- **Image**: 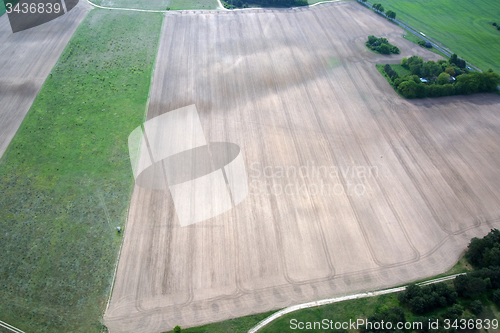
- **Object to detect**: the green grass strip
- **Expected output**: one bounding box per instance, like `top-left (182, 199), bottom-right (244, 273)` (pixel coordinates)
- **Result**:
top-left (0, 9), bottom-right (163, 332)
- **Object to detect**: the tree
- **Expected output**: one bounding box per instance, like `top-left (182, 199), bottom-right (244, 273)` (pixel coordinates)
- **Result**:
top-left (174, 326), bottom-right (181, 333)
top-left (398, 79), bottom-right (419, 98)
top-left (437, 72), bottom-right (450, 85)
top-left (445, 304), bottom-right (463, 322)
top-left (454, 274), bottom-right (487, 298)
top-left (445, 67), bottom-right (455, 76)
top-left (401, 57), bottom-right (408, 68)
top-left (492, 289), bottom-right (500, 306)
top-left (367, 35), bottom-right (378, 45)
top-left (373, 3), bottom-right (384, 13)
top-left (386, 10), bottom-right (396, 19)
top-left (379, 43), bottom-right (390, 54)
top-left (469, 300), bottom-right (483, 315)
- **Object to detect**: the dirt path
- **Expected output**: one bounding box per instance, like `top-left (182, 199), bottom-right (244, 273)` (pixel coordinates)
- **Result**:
top-left (0, 1), bottom-right (92, 159)
top-left (248, 273), bottom-right (465, 332)
top-left (104, 2), bottom-right (500, 332)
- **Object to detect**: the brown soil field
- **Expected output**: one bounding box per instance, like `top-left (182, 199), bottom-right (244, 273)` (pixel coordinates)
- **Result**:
top-left (0, 1), bottom-right (91, 158)
top-left (104, 2), bottom-right (500, 332)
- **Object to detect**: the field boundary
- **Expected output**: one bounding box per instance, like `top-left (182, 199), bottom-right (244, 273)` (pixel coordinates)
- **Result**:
top-left (84, 0), bottom-right (343, 13)
top-left (0, 320), bottom-right (26, 333)
top-left (248, 273), bottom-right (465, 333)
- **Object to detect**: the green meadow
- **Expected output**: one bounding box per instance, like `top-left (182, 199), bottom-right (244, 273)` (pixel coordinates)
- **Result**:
top-left (0, 9), bottom-right (162, 332)
top-left (371, 0), bottom-right (500, 74)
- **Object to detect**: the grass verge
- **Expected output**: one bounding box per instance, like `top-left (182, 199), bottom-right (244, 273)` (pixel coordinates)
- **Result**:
top-left (369, 0), bottom-right (500, 74)
top-left (0, 8), bottom-right (163, 333)
top-left (401, 29), bottom-right (448, 58)
top-left (163, 310), bottom-right (276, 333)
top-left (90, 0), bottom-right (220, 10)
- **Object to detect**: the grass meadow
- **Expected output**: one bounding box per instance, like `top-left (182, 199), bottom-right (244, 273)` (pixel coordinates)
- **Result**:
top-left (371, 0), bottom-right (500, 74)
top-left (0, 9), bottom-right (162, 332)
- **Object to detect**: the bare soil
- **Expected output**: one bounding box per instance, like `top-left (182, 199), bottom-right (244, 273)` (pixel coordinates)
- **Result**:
top-left (104, 3), bottom-right (500, 332)
top-left (0, 1), bottom-right (91, 158)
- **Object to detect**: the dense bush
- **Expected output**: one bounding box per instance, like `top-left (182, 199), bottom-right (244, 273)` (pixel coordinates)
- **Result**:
top-left (386, 10), bottom-right (396, 19)
top-left (465, 229), bottom-right (500, 268)
top-left (493, 289), bottom-right (500, 306)
top-left (392, 56), bottom-right (500, 98)
top-left (383, 64), bottom-right (399, 80)
top-left (366, 35), bottom-right (400, 54)
top-left (372, 3), bottom-right (384, 13)
top-left (417, 40), bottom-right (432, 48)
top-left (398, 283), bottom-right (457, 314)
top-left (226, 0), bottom-right (306, 9)
top-left (449, 53), bottom-right (466, 69)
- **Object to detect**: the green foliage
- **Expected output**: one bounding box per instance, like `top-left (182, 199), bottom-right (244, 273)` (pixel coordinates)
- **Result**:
top-left (468, 300), bottom-right (483, 315)
top-left (386, 10), bottom-right (396, 19)
top-left (454, 275), bottom-right (487, 298)
top-left (382, 55), bottom-right (500, 98)
top-left (398, 283), bottom-right (457, 314)
top-left (174, 325), bottom-right (181, 333)
top-left (366, 0), bottom-right (500, 74)
top-left (0, 9), bottom-right (163, 332)
top-left (445, 67), bottom-right (455, 76)
top-left (366, 35), bottom-right (399, 54)
top-left (360, 306), bottom-right (406, 332)
top-left (449, 53), bottom-right (466, 69)
top-left (294, 0), bottom-right (308, 6)
top-left (401, 57), bottom-right (408, 68)
top-left (417, 40), bottom-right (432, 48)
top-left (379, 43), bottom-right (390, 54)
top-left (373, 3), bottom-right (384, 13)
top-left (492, 289), bottom-right (500, 307)
top-left (437, 72), bottom-right (450, 85)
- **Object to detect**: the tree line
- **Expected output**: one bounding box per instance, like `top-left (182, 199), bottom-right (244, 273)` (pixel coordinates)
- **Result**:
top-left (223, 0), bottom-right (307, 9)
top-left (382, 55), bottom-right (500, 98)
top-left (360, 0), bottom-right (396, 19)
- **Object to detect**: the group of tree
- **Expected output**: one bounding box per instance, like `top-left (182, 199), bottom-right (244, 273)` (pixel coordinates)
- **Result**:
top-left (449, 53), bottom-right (467, 69)
top-left (223, 0), bottom-right (307, 9)
top-left (382, 55), bottom-right (500, 98)
top-left (366, 35), bottom-right (400, 54)
top-left (465, 228), bottom-right (500, 268)
top-left (372, 3), bottom-right (384, 13)
top-left (417, 40), bottom-right (432, 48)
top-left (385, 10), bottom-right (396, 19)
top-left (492, 22), bottom-right (500, 31)
top-left (359, 0), bottom-right (396, 20)
top-left (383, 64), bottom-right (399, 81)
top-left (398, 282), bottom-right (458, 315)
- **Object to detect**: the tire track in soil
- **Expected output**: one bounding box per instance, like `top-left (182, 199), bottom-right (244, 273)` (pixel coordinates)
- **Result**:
top-left (303, 5), bottom-right (420, 266)
top-left (254, 10), bottom-right (336, 283)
